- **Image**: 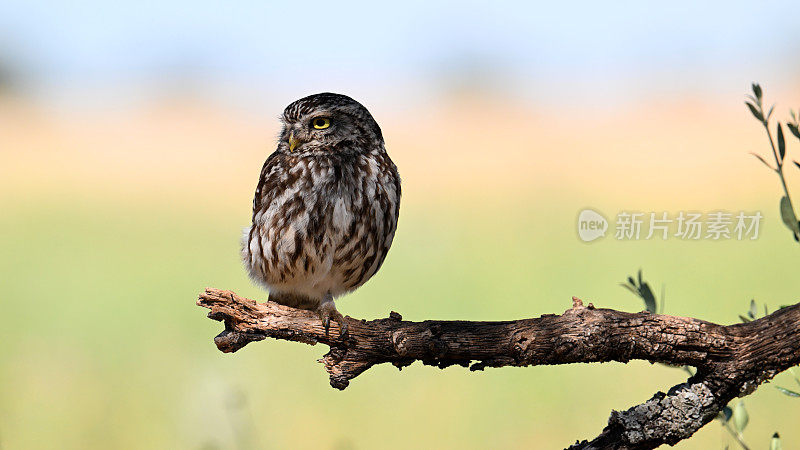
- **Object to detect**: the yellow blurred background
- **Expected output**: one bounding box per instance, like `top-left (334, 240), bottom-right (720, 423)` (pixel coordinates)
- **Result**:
top-left (1, 1), bottom-right (800, 449)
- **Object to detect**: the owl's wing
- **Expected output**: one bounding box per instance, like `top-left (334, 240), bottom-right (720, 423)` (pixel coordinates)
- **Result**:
top-left (251, 151), bottom-right (285, 218)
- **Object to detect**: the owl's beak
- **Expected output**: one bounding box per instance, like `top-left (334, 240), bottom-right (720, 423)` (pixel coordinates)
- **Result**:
top-left (288, 132), bottom-right (300, 152)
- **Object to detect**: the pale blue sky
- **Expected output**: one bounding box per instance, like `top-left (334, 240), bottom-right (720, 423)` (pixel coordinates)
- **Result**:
top-left (1, 1), bottom-right (798, 110)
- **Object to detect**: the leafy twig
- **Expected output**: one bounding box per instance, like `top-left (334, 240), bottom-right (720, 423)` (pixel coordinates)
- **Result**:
top-left (620, 269), bottom-right (659, 314)
top-left (746, 83), bottom-right (800, 242)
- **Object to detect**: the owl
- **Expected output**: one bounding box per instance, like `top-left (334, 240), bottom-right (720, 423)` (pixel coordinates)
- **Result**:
top-left (242, 93), bottom-right (401, 337)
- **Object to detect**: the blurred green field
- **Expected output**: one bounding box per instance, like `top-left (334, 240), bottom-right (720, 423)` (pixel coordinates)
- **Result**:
top-left (1, 188), bottom-right (798, 449)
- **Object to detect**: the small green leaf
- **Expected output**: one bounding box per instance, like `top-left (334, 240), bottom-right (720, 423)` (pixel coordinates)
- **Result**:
top-left (627, 276), bottom-right (636, 287)
top-left (718, 405), bottom-right (733, 423)
top-left (639, 282), bottom-right (657, 314)
top-left (770, 432), bottom-right (782, 450)
top-left (637, 269), bottom-right (643, 287)
top-left (775, 385), bottom-right (800, 397)
top-left (752, 83), bottom-right (762, 100)
top-left (746, 102), bottom-right (764, 122)
top-left (779, 196), bottom-right (799, 234)
top-left (777, 123), bottom-right (786, 161)
top-left (738, 315), bottom-right (752, 323)
top-left (768, 105), bottom-right (775, 121)
top-left (788, 123), bottom-right (800, 140)
top-left (748, 299), bottom-right (757, 319)
top-left (732, 401), bottom-right (748, 432)
top-left (751, 152), bottom-right (774, 170)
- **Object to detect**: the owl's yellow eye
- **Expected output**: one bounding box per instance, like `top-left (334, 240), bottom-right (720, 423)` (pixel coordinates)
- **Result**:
top-left (312, 118), bottom-right (330, 129)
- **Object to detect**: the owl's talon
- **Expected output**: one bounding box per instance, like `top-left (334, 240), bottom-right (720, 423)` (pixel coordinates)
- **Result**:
top-left (323, 317), bottom-right (331, 335)
top-left (318, 298), bottom-right (348, 341)
top-left (338, 319), bottom-right (350, 340)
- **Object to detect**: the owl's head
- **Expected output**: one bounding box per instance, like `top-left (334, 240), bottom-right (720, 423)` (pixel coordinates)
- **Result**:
top-left (278, 93), bottom-right (383, 156)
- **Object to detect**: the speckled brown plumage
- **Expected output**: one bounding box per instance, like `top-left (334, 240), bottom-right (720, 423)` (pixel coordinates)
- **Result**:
top-left (242, 93), bottom-right (401, 335)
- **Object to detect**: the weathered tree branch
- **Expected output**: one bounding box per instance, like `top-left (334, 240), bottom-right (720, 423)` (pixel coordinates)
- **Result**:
top-left (197, 287), bottom-right (800, 449)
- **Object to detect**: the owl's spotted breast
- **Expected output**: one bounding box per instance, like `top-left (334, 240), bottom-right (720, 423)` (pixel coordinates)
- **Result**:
top-left (242, 149), bottom-right (400, 309)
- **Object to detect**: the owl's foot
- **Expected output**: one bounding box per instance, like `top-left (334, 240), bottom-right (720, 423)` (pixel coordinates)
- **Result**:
top-left (317, 297), bottom-right (348, 340)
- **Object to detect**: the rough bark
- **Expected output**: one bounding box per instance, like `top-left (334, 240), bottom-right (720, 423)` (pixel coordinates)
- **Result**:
top-left (197, 287), bottom-right (800, 449)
